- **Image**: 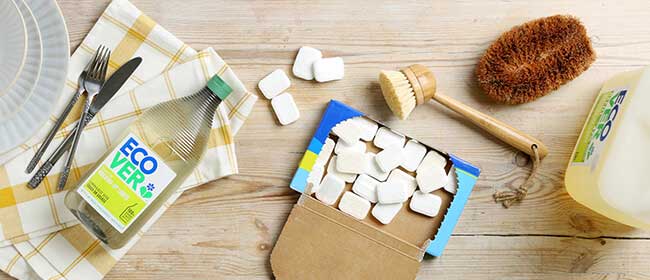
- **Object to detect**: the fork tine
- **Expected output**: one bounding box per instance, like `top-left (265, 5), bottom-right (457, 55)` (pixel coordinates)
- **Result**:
top-left (84, 48), bottom-right (99, 73)
top-left (96, 46), bottom-right (107, 77)
top-left (87, 46), bottom-right (103, 80)
top-left (100, 50), bottom-right (111, 83)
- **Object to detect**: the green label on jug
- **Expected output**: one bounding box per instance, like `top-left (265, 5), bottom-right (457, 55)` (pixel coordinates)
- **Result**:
top-left (77, 133), bottom-right (176, 233)
top-left (573, 89), bottom-right (627, 164)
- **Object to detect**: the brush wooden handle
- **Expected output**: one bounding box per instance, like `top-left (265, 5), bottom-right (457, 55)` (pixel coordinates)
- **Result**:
top-left (432, 93), bottom-right (548, 159)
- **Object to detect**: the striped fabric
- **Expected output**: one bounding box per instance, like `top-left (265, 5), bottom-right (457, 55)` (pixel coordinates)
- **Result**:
top-left (0, 0), bottom-right (257, 279)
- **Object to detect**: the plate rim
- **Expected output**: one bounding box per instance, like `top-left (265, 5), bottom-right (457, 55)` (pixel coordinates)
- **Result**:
top-left (0, 0), bottom-right (44, 121)
top-left (0, 0), bottom-right (70, 153)
top-left (0, 0), bottom-right (28, 97)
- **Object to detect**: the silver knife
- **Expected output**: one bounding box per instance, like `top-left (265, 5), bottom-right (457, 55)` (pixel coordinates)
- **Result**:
top-left (27, 57), bottom-right (143, 189)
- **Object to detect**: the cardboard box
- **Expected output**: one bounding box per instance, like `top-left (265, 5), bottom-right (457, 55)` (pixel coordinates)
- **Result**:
top-left (271, 100), bottom-right (480, 279)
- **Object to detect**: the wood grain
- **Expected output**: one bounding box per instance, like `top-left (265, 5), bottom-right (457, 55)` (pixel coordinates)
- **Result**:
top-left (3, 0), bottom-right (650, 279)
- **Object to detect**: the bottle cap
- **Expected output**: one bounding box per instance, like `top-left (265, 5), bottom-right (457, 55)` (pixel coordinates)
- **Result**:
top-left (207, 74), bottom-right (233, 100)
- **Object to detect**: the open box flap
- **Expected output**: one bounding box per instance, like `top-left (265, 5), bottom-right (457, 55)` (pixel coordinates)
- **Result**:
top-left (271, 195), bottom-right (423, 280)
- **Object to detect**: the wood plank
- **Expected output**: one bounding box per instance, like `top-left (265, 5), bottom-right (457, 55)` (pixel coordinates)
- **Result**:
top-left (2, 0), bottom-right (650, 279)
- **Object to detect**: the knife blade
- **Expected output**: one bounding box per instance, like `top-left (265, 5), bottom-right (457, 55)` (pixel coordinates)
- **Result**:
top-left (27, 57), bottom-right (142, 188)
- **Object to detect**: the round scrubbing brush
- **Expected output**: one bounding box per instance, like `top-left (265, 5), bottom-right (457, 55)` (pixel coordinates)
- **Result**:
top-left (379, 64), bottom-right (548, 159)
top-left (476, 15), bottom-right (595, 104)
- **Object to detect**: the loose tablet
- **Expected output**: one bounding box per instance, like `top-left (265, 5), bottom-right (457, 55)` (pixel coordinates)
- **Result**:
top-left (387, 169), bottom-right (417, 197)
top-left (332, 119), bottom-right (362, 144)
top-left (401, 140), bottom-right (427, 172)
top-left (409, 191), bottom-right (442, 217)
top-left (373, 127), bottom-right (405, 149)
top-left (271, 92), bottom-right (300, 125)
top-left (377, 181), bottom-right (409, 204)
top-left (258, 69), bottom-right (291, 99)
top-left (313, 57), bottom-right (344, 82)
top-left (364, 152), bottom-right (390, 181)
top-left (351, 117), bottom-right (379, 141)
top-left (416, 165), bottom-right (448, 193)
top-left (338, 191), bottom-right (371, 220)
top-left (292, 46), bottom-right (322, 80)
top-left (352, 174), bottom-right (380, 203)
top-left (375, 145), bottom-right (403, 172)
top-left (336, 151), bottom-right (368, 174)
top-left (315, 174), bottom-right (346, 205)
top-left (418, 151), bottom-right (447, 172)
top-left (327, 155), bottom-right (357, 183)
top-left (372, 203), bottom-right (403, 225)
top-left (334, 139), bottom-right (366, 155)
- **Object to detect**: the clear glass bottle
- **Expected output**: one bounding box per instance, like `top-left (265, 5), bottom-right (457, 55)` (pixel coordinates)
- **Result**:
top-left (65, 74), bottom-right (232, 248)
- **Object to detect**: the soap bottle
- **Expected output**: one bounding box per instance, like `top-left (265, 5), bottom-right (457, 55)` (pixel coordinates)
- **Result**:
top-left (565, 67), bottom-right (650, 229)
top-left (65, 74), bottom-right (232, 248)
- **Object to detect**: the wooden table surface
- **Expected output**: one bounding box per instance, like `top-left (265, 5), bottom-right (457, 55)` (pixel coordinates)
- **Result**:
top-left (5, 0), bottom-right (650, 279)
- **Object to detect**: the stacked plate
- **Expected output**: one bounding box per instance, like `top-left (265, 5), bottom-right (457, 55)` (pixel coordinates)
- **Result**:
top-left (0, 0), bottom-right (69, 153)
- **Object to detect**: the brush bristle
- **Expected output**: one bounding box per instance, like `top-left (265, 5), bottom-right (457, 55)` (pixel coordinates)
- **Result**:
top-left (379, 70), bottom-right (417, 120)
top-left (476, 15), bottom-right (596, 104)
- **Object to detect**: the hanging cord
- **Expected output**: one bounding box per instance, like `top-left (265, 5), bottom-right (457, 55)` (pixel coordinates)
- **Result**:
top-left (493, 145), bottom-right (541, 208)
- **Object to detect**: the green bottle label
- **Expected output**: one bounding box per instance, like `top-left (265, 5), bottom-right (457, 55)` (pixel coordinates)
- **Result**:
top-left (77, 133), bottom-right (176, 233)
top-left (572, 88), bottom-right (627, 165)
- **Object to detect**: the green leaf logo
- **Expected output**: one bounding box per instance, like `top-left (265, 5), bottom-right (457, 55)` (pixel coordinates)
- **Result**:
top-left (139, 186), bottom-right (153, 199)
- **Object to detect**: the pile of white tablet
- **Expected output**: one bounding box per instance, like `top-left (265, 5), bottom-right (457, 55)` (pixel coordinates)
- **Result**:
top-left (308, 116), bottom-right (456, 224)
top-left (259, 46), bottom-right (346, 126)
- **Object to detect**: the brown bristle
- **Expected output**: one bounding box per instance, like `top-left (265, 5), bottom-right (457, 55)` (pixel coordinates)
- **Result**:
top-left (476, 15), bottom-right (596, 104)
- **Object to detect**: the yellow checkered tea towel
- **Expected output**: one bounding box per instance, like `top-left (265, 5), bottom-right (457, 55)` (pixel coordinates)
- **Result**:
top-left (0, 0), bottom-right (257, 279)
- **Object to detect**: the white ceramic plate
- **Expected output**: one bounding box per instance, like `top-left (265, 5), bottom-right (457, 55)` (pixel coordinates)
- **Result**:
top-left (0, 0), bottom-right (69, 153)
top-left (1, 0), bottom-right (43, 119)
top-left (0, 0), bottom-right (27, 95)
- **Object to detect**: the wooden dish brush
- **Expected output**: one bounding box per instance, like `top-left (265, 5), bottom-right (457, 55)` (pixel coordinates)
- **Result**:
top-left (379, 64), bottom-right (547, 208)
top-left (379, 64), bottom-right (548, 159)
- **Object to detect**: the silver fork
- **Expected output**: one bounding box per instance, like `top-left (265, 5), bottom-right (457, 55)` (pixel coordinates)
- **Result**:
top-left (57, 45), bottom-right (111, 190)
top-left (25, 60), bottom-right (93, 173)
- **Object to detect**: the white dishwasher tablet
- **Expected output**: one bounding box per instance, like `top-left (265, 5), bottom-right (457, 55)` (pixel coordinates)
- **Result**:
top-left (271, 92), bottom-right (300, 125)
top-left (377, 181), bottom-right (409, 204)
top-left (351, 117), bottom-right (379, 141)
top-left (416, 165), bottom-right (449, 193)
top-left (372, 203), bottom-right (403, 225)
top-left (409, 191), bottom-right (442, 217)
top-left (388, 169), bottom-right (417, 197)
top-left (258, 69), bottom-right (291, 99)
top-left (292, 46), bottom-right (322, 80)
top-left (401, 140), bottom-right (427, 172)
top-left (375, 145), bottom-right (403, 172)
top-left (338, 191), bottom-right (371, 220)
top-left (315, 174), bottom-right (346, 205)
top-left (327, 155), bottom-right (357, 183)
top-left (336, 151), bottom-right (368, 174)
top-left (334, 139), bottom-right (366, 155)
top-left (364, 152), bottom-right (390, 181)
top-left (352, 174), bottom-right (380, 203)
top-left (332, 119), bottom-right (362, 144)
top-left (418, 151), bottom-right (447, 172)
top-left (313, 57), bottom-right (344, 82)
top-left (315, 138), bottom-right (335, 167)
top-left (373, 127), bottom-right (405, 149)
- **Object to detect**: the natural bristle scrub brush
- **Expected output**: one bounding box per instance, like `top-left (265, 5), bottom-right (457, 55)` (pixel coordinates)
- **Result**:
top-left (379, 64), bottom-right (548, 208)
top-left (379, 64), bottom-right (548, 159)
top-left (476, 15), bottom-right (595, 104)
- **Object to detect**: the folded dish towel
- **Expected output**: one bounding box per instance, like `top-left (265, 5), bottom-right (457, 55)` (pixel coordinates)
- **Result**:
top-left (0, 0), bottom-right (257, 279)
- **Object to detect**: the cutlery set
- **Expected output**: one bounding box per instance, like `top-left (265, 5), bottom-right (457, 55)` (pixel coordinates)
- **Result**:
top-left (26, 45), bottom-right (142, 190)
